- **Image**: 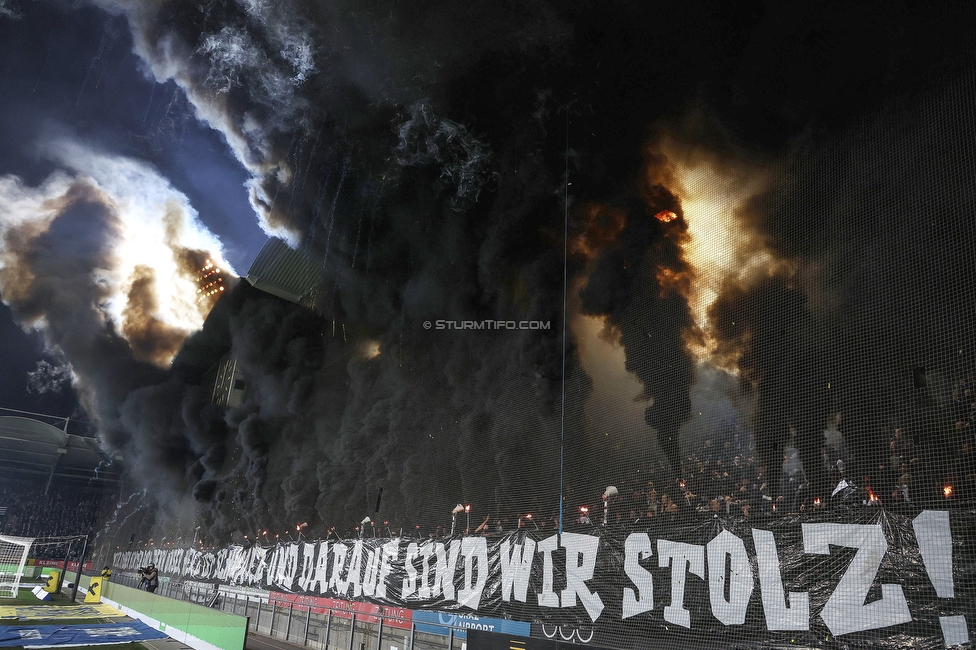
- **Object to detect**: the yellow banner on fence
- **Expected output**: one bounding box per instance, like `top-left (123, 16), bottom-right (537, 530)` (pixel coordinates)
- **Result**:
top-left (84, 576), bottom-right (108, 603)
top-left (42, 570), bottom-right (60, 594)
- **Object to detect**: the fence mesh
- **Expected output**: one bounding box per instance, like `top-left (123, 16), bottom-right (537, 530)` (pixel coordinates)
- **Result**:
top-left (95, 49), bottom-right (976, 650)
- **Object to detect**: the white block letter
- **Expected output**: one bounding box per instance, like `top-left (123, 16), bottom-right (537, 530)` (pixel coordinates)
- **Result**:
top-left (622, 533), bottom-right (653, 619)
top-left (803, 523), bottom-right (911, 636)
top-left (706, 530), bottom-right (753, 625)
top-left (658, 540), bottom-right (705, 628)
top-left (752, 529), bottom-right (808, 631)
top-left (499, 537), bottom-right (536, 603)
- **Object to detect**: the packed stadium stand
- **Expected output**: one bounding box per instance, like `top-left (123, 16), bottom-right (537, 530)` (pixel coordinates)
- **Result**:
top-left (0, 411), bottom-right (118, 556)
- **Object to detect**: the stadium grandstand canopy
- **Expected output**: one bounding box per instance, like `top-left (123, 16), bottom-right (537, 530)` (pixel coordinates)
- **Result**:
top-left (0, 415), bottom-right (121, 489)
top-left (174, 237), bottom-right (327, 409)
top-left (244, 237), bottom-right (320, 308)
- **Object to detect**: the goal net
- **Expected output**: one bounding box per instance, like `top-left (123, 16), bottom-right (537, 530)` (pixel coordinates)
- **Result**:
top-left (0, 535), bottom-right (33, 598)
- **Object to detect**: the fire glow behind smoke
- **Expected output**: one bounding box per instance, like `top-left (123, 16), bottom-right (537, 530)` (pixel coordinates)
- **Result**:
top-left (0, 138), bottom-right (235, 367)
top-left (660, 141), bottom-right (777, 364)
top-left (359, 339), bottom-right (381, 359)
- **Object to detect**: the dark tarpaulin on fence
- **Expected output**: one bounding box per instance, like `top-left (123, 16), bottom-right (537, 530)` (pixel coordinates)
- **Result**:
top-left (114, 508), bottom-right (975, 649)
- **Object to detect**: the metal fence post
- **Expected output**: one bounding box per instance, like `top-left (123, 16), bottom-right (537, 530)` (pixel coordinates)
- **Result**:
top-left (347, 613), bottom-right (356, 650)
top-left (408, 622), bottom-right (415, 650)
top-left (286, 602), bottom-right (294, 640)
top-left (254, 597), bottom-right (262, 631)
top-left (303, 605), bottom-right (311, 647)
top-left (448, 627), bottom-right (454, 650)
top-left (269, 600), bottom-right (277, 636)
top-left (325, 610), bottom-right (333, 650)
top-left (376, 617), bottom-right (384, 650)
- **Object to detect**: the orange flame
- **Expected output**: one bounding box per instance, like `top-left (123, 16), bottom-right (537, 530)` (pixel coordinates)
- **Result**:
top-left (655, 210), bottom-right (678, 223)
top-left (944, 485), bottom-right (953, 497)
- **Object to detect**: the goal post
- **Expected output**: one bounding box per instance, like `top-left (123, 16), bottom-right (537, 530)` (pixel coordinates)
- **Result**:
top-left (0, 535), bottom-right (33, 598)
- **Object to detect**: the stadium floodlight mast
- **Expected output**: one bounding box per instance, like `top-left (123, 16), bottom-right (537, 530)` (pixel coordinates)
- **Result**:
top-left (603, 486), bottom-right (618, 526)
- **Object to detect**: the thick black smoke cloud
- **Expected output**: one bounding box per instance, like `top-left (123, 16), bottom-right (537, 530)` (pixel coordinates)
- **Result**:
top-left (78, 0), bottom-right (718, 543)
top-left (707, 72), bottom-right (976, 502)
top-left (68, 0), bottom-right (593, 545)
top-left (99, 0), bottom-right (570, 241)
top-left (576, 154), bottom-right (694, 482)
top-left (709, 271), bottom-right (829, 495)
top-left (6, 0), bottom-right (975, 549)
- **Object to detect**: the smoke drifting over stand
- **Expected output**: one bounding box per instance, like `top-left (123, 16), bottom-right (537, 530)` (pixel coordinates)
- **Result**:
top-left (1, 0), bottom-right (976, 546)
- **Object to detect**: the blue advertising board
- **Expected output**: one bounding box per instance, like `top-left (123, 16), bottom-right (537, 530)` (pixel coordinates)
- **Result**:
top-left (413, 610), bottom-right (531, 640)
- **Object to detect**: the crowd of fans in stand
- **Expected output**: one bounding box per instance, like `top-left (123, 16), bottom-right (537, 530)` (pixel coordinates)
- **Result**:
top-left (191, 395), bottom-right (975, 546)
top-left (590, 421), bottom-right (971, 530)
top-left (124, 377), bottom-right (976, 550)
top-left (946, 378), bottom-right (976, 500)
top-left (449, 388), bottom-right (976, 538)
top-left (0, 477), bottom-right (114, 557)
top-left (588, 382), bottom-right (976, 529)
top-left (132, 395), bottom-right (976, 551)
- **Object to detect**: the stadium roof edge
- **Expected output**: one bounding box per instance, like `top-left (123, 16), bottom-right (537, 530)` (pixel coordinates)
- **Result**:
top-left (244, 237), bottom-right (320, 307)
top-left (0, 416), bottom-right (121, 486)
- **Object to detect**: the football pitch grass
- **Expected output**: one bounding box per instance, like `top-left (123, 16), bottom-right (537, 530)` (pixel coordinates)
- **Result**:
top-left (0, 583), bottom-right (153, 650)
